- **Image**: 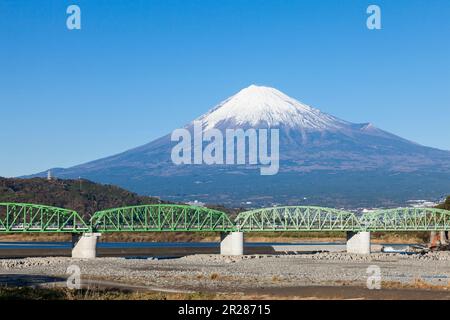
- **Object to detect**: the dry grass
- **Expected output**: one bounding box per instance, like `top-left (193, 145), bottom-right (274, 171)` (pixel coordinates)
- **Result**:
top-left (271, 275), bottom-right (283, 283)
top-left (0, 231), bottom-right (429, 244)
top-left (210, 273), bottom-right (220, 280)
top-left (0, 286), bottom-right (295, 300)
top-left (0, 286), bottom-right (221, 300)
top-left (0, 232), bottom-right (219, 243)
top-left (371, 232), bottom-right (429, 244)
top-left (382, 278), bottom-right (450, 291)
top-left (0, 233), bottom-right (71, 242)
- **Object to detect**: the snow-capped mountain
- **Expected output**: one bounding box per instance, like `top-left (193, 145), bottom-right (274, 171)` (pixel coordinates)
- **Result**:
top-left (196, 85), bottom-right (348, 130)
top-left (28, 85), bottom-right (450, 208)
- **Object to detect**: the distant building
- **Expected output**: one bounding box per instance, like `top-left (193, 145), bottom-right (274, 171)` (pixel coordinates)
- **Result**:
top-left (407, 199), bottom-right (438, 208)
top-left (187, 200), bottom-right (205, 207)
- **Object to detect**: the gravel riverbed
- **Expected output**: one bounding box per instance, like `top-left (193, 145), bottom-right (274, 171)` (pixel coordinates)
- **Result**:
top-left (2, 252), bottom-right (450, 294)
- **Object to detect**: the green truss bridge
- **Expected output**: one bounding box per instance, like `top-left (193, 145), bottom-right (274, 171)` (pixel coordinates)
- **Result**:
top-left (0, 202), bottom-right (448, 257)
top-left (1, 203), bottom-right (449, 233)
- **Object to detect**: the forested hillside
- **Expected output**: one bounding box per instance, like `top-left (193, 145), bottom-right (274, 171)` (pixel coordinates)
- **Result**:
top-left (0, 177), bottom-right (165, 217)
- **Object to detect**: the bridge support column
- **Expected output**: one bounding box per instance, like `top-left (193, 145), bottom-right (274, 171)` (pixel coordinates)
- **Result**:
top-left (429, 231), bottom-right (448, 247)
top-left (430, 231), bottom-right (439, 248)
top-left (72, 233), bottom-right (101, 259)
top-left (220, 232), bottom-right (244, 255)
top-left (346, 231), bottom-right (371, 255)
top-left (440, 231), bottom-right (448, 245)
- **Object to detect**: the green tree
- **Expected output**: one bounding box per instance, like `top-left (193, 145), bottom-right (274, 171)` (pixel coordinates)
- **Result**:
top-left (436, 196), bottom-right (450, 210)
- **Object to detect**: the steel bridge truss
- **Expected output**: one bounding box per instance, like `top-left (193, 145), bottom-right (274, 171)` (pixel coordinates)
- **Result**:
top-left (90, 204), bottom-right (236, 232)
top-left (234, 206), bottom-right (361, 231)
top-left (0, 203), bottom-right (89, 233)
top-left (0, 203), bottom-right (449, 233)
top-left (359, 208), bottom-right (450, 231)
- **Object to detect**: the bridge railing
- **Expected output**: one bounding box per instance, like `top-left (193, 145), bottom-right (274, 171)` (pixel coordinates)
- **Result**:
top-left (90, 204), bottom-right (236, 232)
top-left (0, 203), bottom-right (89, 233)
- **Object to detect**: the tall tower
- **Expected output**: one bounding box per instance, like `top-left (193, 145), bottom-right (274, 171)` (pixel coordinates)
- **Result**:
top-left (47, 170), bottom-right (52, 181)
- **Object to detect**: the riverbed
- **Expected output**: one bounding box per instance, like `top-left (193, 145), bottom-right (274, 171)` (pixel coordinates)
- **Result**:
top-left (2, 248), bottom-right (450, 299)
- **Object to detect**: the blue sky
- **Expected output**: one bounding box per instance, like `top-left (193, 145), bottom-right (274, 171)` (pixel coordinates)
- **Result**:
top-left (0, 0), bottom-right (449, 177)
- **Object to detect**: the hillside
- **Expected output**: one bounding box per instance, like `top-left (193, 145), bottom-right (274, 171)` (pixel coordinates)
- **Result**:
top-left (437, 196), bottom-right (450, 210)
top-left (0, 177), bottom-right (165, 217)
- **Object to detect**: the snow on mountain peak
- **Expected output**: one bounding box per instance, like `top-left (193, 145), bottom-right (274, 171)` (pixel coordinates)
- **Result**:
top-left (196, 85), bottom-right (348, 130)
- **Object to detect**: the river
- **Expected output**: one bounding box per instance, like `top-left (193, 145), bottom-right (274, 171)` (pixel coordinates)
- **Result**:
top-left (0, 241), bottom-right (413, 258)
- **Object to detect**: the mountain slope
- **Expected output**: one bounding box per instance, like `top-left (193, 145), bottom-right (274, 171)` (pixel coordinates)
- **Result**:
top-left (28, 85), bottom-right (450, 208)
top-left (0, 177), bottom-right (164, 217)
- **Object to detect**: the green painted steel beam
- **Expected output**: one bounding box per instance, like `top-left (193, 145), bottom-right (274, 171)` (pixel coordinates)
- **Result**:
top-left (234, 206), bottom-right (362, 232)
top-left (1, 202), bottom-right (449, 233)
top-left (235, 206), bottom-right (450, 232)
top-left (0, 203), bottom-right (89, 233)
top-left (90, 204), bottom-right (236, 232)
top-left (359, 207), bottom-right (450, 231)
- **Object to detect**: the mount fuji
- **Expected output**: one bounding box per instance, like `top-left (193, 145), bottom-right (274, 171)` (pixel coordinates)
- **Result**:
top-left (30, 85), bottom-right (450, 208)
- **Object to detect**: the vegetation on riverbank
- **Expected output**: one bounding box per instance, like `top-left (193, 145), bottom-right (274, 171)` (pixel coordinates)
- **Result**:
top-left (3, 278), bottom-right (450, 300)
top-left (0, 230), bottom-right (429, 244)
top-left (436, 196), bottom-right (450, 210)
top-left (0, 286), bottom-right (218, 300)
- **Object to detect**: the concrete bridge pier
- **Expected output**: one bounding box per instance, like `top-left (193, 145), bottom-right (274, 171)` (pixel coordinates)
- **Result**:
top-left (220, 232), bottom-right (244, 255)
top-left (429, 231), bottom-right (448, 247)
top-left (430, 231), bottom-right (438, 247)
top-left (72, 233), bottom-right (101, 259)
top-left (346, 231), bottom-right (371, 254)
top-left (440, 231), bottom-right (448, 245)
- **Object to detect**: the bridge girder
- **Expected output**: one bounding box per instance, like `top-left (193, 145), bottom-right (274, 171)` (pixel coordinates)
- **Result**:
top-left (359, 207), bottom-right (450, 231)
top-left (0, 202), bottom-right (89, 233)
top-left (90, 204), bottom-right (236, 232)
top-left (235, 206), bottom-right (361, 231)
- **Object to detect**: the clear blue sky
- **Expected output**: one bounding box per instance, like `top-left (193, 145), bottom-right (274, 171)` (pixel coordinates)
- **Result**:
top-left (0, 0), bottom-right (449, 177)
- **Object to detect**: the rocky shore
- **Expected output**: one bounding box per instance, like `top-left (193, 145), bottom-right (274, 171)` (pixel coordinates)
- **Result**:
top-left (2, 252), bottom-right (450, 297)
